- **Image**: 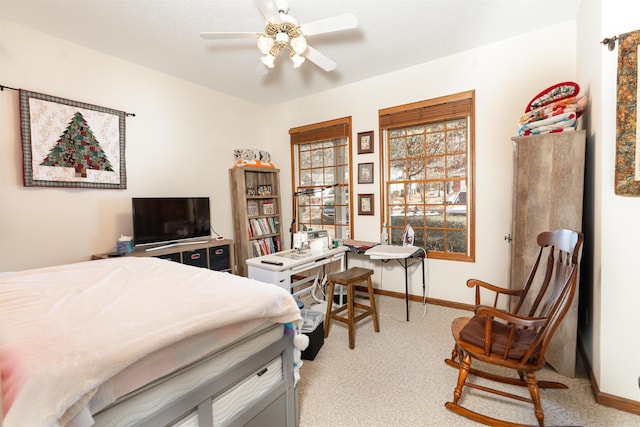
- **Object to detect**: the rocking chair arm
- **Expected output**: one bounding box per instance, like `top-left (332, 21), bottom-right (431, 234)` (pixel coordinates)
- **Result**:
top-left (475, 305), bottom-right (547, 329)
top-left (466, 279), bottom-right (523, 306)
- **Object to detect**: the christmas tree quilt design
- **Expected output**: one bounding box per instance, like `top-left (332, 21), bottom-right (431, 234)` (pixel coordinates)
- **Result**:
top-left (40, 111), bottom-right (114, 178)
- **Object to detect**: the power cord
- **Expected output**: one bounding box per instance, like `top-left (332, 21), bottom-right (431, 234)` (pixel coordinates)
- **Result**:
top-left (416, 247), bottom-right (429, 320)
top-left (210, 225), bottom-right (225, 240)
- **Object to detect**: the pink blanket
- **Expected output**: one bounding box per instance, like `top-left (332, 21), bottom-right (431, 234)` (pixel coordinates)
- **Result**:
top-left (0, 257), bottom-right (302, 426)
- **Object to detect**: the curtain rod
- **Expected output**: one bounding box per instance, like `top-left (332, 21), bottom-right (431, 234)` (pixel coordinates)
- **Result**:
top-left (601, 35), bottom-right (618, 51)
top-left (0, 84), bottom-right (136, 117)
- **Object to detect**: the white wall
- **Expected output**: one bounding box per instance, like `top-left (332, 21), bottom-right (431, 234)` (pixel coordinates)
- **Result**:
top-left (264, 22), bottom-right (578, 304)
top-left (578, 0), bottom-right (640, 403)
top-left (0, 21), bottom-right (267, 271)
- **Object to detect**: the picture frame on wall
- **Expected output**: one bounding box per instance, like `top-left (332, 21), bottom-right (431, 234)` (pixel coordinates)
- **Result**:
top-left (358, 193), bottom-right (374, 215)
top-left (358, 162), bottom-right (374, 184)
top-left (357, 131), bottom-right (374, 154)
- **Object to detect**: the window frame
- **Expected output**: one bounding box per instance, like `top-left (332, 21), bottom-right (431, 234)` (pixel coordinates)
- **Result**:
top-left (290, 117), bottom-right (353, 240)
top-left (379, 91), bottom-right (475, 262)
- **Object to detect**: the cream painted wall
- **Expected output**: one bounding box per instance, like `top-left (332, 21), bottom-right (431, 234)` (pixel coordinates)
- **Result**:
top-left (264, 22), bottom-right (578, 305)
top-left (0, 21), bottom-right (267, 271)
top-left (586, 0), bottom-right (640, 403)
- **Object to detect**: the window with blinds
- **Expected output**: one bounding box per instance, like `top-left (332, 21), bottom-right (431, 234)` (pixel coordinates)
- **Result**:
top-left (290, 117), bottom-right (352, 240)
top-left (379, 91), bottom-right (475, 262)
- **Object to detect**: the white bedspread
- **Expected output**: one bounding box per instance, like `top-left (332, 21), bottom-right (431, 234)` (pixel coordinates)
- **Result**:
top-left (0, 257), bottom-right (302, 427)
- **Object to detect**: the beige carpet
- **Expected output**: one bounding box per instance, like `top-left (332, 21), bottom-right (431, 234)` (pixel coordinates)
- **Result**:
top-left (297, 295), bottom-right (640, 426)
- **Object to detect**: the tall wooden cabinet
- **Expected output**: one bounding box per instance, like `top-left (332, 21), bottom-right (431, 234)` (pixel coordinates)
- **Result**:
top-left (229, 167), bottom-right (283, 277)
top-left (510, 130), bottom-right (586, 377)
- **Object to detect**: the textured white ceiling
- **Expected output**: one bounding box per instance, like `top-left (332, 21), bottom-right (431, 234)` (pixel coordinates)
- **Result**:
top-left (0, 0), bottom-right (581, 105)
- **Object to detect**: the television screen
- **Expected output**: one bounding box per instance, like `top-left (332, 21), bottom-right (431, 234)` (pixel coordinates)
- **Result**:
top-left (132, 197), bottom-right (211, 246)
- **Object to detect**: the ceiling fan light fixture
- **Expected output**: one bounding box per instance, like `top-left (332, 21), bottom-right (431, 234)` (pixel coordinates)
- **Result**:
top-left (257, 35), bottom-right (274, 54)
top-left (261, 53), bottom-right (276, 68)
top-left (290, 35), bottom-right (307, 54)
top-left (290, 53), bottom-right (305, 68)
top-left (275, 31), bottom-right (289, 44)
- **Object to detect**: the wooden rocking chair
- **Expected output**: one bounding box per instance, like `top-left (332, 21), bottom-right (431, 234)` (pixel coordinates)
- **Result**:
top-left (444, 229), bottom-right (584, 427)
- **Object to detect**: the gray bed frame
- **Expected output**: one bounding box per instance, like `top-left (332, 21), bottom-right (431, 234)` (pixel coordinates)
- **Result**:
top-left (94, 332), bottom-right (298, 427)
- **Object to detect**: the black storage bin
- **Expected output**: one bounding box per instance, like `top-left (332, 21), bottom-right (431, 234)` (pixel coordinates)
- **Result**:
top-left (155, 252), bottom-right (181, 263)
top-left (301, 309), bottom-right (324, 361)
top-left (209, 245), bottom-right (231, 271)
top-left (182, 248), bottom-right (207, 268)
top-left (302, 321), bottom-right (324, 361)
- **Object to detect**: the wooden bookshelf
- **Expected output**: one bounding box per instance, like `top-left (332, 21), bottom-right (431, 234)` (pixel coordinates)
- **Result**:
top-left (229, 167), bottom-right (283, 276)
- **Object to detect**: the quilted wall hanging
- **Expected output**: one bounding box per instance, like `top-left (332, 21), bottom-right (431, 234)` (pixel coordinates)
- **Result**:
top-left (20, 90), bottom-right (127, 189)
top-left (615, 29), bottom-right (640, 196)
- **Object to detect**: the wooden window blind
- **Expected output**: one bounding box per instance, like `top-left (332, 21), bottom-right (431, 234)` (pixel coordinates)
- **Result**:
top-left (289, 117), bottom-right (350, 144)
top-left (379, 91), bottom-right (473, 129)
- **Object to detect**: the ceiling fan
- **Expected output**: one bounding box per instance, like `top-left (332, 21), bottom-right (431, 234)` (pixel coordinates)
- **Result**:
top-left (200, 0), bottom-right (357, 73)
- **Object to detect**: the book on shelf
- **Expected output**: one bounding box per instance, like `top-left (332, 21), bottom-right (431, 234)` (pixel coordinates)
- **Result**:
top-left (247, 200), bottom-right (259, 216)
top-left (250, 236), bottom-right (281, 257)
top-left (248, 217), bottom-right (279, 237)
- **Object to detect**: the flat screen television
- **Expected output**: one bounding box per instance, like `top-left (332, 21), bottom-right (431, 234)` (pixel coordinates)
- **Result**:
top-left (132, 197), bottom-right (211, 246)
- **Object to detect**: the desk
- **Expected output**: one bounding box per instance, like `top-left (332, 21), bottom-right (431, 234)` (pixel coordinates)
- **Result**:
top-left (246, 247), bottom-right (347, 298)
top-left (360, 245), bottom-right (426, 321)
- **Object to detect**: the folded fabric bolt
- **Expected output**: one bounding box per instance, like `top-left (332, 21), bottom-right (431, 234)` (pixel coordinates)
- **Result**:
top-left (518, 111), bottom-right (577, 136)
top-left (518, 95), bottom-right (586, 126)
top-left (518, 82), bottom-right (586, 136)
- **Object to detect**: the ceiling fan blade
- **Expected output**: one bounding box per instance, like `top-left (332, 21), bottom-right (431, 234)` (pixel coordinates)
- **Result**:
top-left (200, 32), bottom-right (258, 40)
top-left (300, 13), bottom-right (357, 36)
top-left (255, 0), bottom-right (281, 24)
top-left (303, 46), bottom-right (337, 72)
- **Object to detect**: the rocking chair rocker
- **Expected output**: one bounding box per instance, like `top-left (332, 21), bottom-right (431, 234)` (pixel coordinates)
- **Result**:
top-left (444, 228), bottom-right (584, 427)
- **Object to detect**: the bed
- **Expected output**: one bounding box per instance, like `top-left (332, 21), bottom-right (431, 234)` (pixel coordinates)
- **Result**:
top-left (0, 256), bottom-right (304, 427)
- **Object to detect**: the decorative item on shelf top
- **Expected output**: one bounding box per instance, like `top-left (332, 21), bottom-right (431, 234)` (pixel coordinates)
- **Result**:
top-left (517, 82), bottom-right (587, 136)
top-left (232, 149), bottom-right (275, 168)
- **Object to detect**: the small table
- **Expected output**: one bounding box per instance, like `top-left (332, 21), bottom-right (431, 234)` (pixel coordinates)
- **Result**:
top-left (363, 245), bottom-right (427, 321)
top-left (246, 247), bottom-right (348, 298)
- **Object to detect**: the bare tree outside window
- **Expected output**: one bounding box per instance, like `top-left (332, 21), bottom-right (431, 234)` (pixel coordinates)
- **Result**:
top-left (380, 92), bottom-right (475, 262)
top-left (290, 118), bottom-right (352, 241)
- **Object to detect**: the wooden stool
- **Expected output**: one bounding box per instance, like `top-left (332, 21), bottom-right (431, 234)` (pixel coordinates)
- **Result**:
top-left (324, 267), bottom-right (379, 349)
